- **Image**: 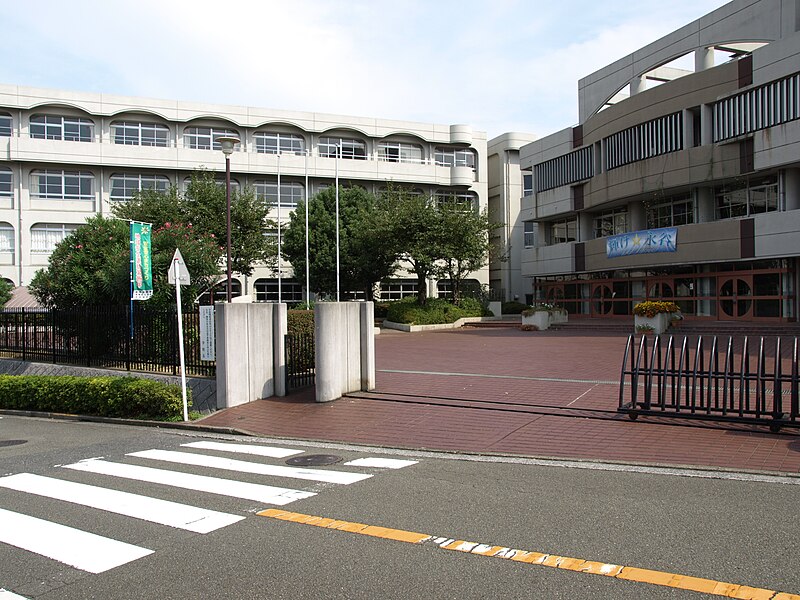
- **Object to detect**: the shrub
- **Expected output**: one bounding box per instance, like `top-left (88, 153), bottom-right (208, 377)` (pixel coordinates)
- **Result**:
top-left (386, 297), bottom-right (484, 325)
top-left (373, 302), bottom-right (391, 318)
top-left (520, 324), bottom-right (539, 332)
top-left (0, 375), bottom-right (185, 420)
top-left (287, 309), bottom-right (314, 336)
top-left (501, 301), bottom-right (529, 315)
top-left (633, 301), bottom-right (680, 318)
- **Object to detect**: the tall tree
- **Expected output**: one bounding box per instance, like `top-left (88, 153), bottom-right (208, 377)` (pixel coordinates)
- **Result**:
top-left (112, 170), bottom-right (277, 278)
top-left (282, 186), bottom-right (397, 299)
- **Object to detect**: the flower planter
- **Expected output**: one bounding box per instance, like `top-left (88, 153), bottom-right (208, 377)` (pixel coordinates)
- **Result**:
top-left (522, 310), bottom-right (550, 331)
top-left (550, 309), bottom-right (568, 324)
top-left (634, 313), bottom-right (669, 335)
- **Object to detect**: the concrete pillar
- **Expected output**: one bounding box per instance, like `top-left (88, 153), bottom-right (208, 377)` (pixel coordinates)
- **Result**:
top-left (594, 141), bottom-right (604, 174)
top-left (700, 104), bottom-right (714, 146)
top-left (629, 201), bottom-right (646, 231)
top-left (695, 47), bottom-right (714, 71)
top-left (784, 168), bottom-right (800, 211)
top-left (696, 187), bottom-right (715, 223)
top-left (359, 302), bottom-right (375, 391)
top-left (272, 303), bottom-right (287, 397)
top-left (578, 212), bottom-right (593, 242)
top-left (631, 75), bottom-right (647, 95)
top-left (682, 109), bottom-right (694, 149)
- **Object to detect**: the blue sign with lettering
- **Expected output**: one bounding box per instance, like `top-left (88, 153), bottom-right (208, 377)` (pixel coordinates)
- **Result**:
top-left (606, 227), bottom-right (677, 258)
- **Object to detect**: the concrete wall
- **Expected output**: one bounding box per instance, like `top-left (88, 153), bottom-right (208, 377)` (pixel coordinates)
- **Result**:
top-left (215, 303), bottom-right (286, 409)
top-left (315, 302), bottom-right (375, 403)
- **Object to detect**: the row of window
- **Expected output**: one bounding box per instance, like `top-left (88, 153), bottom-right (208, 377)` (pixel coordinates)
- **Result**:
top-left (0, 114), bottom-right (476, 167)
top-left (0, 222), bottom-right (76, 255)
top-left (524, 179), bottom-right (779, 247)
top-left (249, 278), bottom-right (481, 302)
top-left (1, 167), bottom-right (478, 208)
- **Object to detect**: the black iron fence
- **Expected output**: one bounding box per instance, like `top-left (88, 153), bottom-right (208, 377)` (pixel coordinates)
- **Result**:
top-left (619, 334), bottom-right (800, 431)
top-left (285, 333), bottom-right (315, 391)
top-left (0, 306), bottom-right (215, 377)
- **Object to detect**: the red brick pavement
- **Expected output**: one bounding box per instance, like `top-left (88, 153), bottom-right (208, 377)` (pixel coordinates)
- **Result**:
top-left (199, 327), bottom-right (800, 474)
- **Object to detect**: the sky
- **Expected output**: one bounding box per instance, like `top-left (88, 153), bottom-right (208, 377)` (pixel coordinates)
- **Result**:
top-left (2, 0), bottom-right (731, 139)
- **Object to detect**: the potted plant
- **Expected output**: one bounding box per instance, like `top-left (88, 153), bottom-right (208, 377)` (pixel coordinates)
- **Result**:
top-left (632, 300), bottom-right (680, 335)
top-left (521, 303), bottom-right (556, 331)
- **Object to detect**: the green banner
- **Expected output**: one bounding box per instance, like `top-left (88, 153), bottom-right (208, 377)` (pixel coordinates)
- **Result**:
top-left (131, 221), bottom-right (153, 300)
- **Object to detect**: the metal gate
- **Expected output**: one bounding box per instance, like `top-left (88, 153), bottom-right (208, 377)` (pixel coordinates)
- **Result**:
top-left (285, 333), bottom-right (315, 391)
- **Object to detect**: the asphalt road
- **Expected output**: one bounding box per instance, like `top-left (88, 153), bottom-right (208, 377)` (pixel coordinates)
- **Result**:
top-left (1, 414), bottom-right (798, 599)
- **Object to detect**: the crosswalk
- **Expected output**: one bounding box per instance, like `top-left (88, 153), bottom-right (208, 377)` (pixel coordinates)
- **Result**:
top-left (0, 438), bottom-right (418, 594)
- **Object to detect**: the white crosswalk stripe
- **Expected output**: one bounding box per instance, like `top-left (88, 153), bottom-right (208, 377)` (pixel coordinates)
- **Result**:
top-left (127, 449), bottom-right (374, 484)
top-left (181, 441), bottom-right (304, 458)
top-left (0, 507), bottom-right (153, 574)
top-left (343, 457), bottom-right (418, 469)
top-left (62, 458), bottom-right (316, 505)
top-left (0, 589), bottom-right (29, 599)
top-left (0, 473), bottom-right (244, 533)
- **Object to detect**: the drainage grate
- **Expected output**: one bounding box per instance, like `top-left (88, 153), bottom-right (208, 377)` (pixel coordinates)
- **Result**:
top-left (286, 454), bottom-right (342, 467)
top-left (0, 440), bottom-right (27, 448)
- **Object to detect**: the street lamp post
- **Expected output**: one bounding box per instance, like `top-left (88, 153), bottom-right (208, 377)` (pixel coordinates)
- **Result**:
top-left (217, 136), bottom-right (240, 303)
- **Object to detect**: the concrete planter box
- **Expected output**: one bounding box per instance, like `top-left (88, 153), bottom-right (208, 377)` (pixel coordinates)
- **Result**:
top-left (550, 309), bottom-right (568, 324)
top-left (522, 310), bottom-right (550, 331)
top-left (634, 313), bottom-right (669, 334)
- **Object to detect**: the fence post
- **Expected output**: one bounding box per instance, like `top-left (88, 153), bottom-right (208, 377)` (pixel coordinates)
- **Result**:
top-left (171, 308), bottom-right (178, 376)
top-left (126, 305), bottom-right (131, 372)
top-left (51, 309), bottom-right (56, 364)
top-left (21, 307), bottom-right (26, 362)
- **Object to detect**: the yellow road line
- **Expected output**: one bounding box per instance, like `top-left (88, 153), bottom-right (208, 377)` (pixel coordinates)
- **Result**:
top-left (258, 509), bottom-right (799, 600)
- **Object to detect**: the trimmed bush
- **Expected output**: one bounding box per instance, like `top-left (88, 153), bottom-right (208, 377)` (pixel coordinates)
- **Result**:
top-left (0, 375), bottom-right (186, 420)
top-left (386, 297), bottom-right (484, 325)
top-left (501, 301), bottom-right (529, 315)
top-left (287, 309), bottom-right (314, 336)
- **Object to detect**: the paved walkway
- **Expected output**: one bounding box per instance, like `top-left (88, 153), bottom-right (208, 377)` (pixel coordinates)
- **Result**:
top-left (200, 327), bottom-right (800, 475)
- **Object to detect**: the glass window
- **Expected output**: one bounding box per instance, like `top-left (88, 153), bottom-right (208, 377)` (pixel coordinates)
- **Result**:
top-left (523, 173), bottom-right (533, 196)
top-left (0, 222), bottom-right (14, 255)
top-left (549, 218), bottom-right (577, 245)
top-left (318, 136), bottom-right (367, 160)
top-left (646, 194), bottom-right (694, 228)
top-left (0, 167), bottom-right (11, 197)
top-left (30, 170), bottom-right (94, 201)
top-left (184, 127), bottom-right (240, 150)
top-left (715, 176), bottom-right (778, 219)
top-left (380, 279), bottom-right (417, 300)
top-left (254, 180), bottom-right (305, 209)
top-left (112, 121), bottom-right (169, 147)
top-left (253, 132), bottom-right (305, 155)
top-left (30, 115), bottom-right (94, 142)
top-left (0, 114), bottom-right (11, 137)
top-left (377, 141), bottom-right (422, 163)
top-left (593, 207), bottom-right (628, 238)
top-left (30, 223), bottom-right (78, 254)
top-left (110, 173), bottom-right (170, 201)
top-left (523, 221), bottom-right (536, 247)
top-left (435, 147), bottom-right (475, 169)
top-left (254, 278), bottom-right (303, 302)
top-left (435, 190), bottom-right (477, 211)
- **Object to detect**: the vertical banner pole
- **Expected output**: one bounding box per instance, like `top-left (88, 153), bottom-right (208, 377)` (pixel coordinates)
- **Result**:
top-left (174, 258), bottom-right (188, 422)
top-left (129, 222), bottom-right (134, 339)
top-left (305, 148), bottom-right (310, 307)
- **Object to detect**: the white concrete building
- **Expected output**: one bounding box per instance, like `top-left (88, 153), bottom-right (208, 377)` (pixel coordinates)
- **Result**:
top-left (0, 85), bottom-right (488, 302)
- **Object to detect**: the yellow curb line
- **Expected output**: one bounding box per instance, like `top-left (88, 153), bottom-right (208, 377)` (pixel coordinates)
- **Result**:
top-left (258, 509), bottom-right (799, 599)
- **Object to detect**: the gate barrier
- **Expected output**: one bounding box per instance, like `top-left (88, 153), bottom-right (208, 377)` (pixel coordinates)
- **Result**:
top-left (618, 334), bottom-right (800, 432)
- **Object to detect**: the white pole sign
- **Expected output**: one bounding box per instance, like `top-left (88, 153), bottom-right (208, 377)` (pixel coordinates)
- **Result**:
top-left (171, 249), bottom-right (190, 422)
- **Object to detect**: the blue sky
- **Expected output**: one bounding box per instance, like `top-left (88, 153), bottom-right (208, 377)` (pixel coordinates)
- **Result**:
top-left (3, 0), bottom-right (730, 138)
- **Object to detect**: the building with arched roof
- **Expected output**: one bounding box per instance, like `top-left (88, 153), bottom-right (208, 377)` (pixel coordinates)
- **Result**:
top-left (0, 85), bottom-right (487, 302)
top-left (511, 0), bottom-right (800, 322)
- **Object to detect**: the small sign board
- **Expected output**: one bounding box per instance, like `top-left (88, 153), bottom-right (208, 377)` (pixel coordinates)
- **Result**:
top-left (168, 248), bottom-right (191, 285)
top-left (199, 305), bottom-right (216, 361)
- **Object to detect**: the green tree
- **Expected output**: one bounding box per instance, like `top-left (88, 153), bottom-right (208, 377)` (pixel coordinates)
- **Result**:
top-left (112, 170), bottom-right (276, 279)
top-left (0, 278), bottom-right (14, 307)
top-left (282, 186), bottom-right (397, 299)
top-left (29, 215), bottom-right (221, 310)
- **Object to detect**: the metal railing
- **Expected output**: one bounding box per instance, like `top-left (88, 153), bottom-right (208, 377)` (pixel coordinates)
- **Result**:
top-left (285, 333), bottom-right (315, 391)
top-left (618, 334), bottom-right (800, 431)
top-left (0, 306), bottom-right (215, 377)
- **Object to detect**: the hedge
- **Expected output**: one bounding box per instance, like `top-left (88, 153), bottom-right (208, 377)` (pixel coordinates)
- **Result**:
top-left (386, 297), bottom-right (486, 325)
top-left (287, 309), bottom-right (314, 336)
top-left (0, 375), bottom-right (186, 420)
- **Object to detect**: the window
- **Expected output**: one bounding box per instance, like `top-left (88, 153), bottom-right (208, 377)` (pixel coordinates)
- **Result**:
top-left (380, 279), bottom-right (417, 300)
top-left (534, 147), bottom-right (593, 192)
top-left (435, 190), bottom-right (477, 211)
top-left (318, 136), bottom-right (367, 160)
top-left (604, 112), bottom-right (683, 170)
top-left (253, 132), bottom-right (305, 155)
top-left (0, 222), bottom-right (14, 255)
top-left (196, 280), bottom-right (242, 304)
top-left (30, 115), bottom-right (94, 142)
top-left (30, 223), bottom-right (78, 254)
top-left (437, 279), bottom-right (481, 299)
top-left (646, 194), bottom-right (694, 228)
top-left (110, 173), bottom-right (170, 201)
top-left (0, 114), bottom-right (11, 137)
top-left (715, 176), bottom-right (778, 220)
top-left (30, 170), bottom-right (94, 200)
top-left (254, 180), bottom-right (305, 209)
top-left (0, 168), bottom-right (11, 197)
top-left (112, 121), bottom-right (169, 147)
top-left (548, 218), bottom-right (577, 245)
top-left (593, 207), bottom-right (628, 238)
top-left (377, 141), bottom-right (422, 163)
top-left (435, 147), bottom-right (475, 169)
top-left (254, 278), bottom-right (303, 302)
top-left (184, 127), bottom-right (240, 150)
top-left (523, 173), bottom-right (533, 196)
top-left (523, 221), bottom-right (536, 247)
